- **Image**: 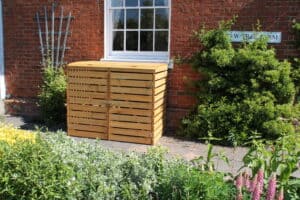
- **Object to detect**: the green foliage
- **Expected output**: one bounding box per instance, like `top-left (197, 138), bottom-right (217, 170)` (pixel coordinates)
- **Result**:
top-left (180, 20), bottom-right (297, 146)
top-left (155, 163), bottom-right (235, 200)
top-left (242, 133), bottom-right (300, 195)
top-left (0, 137), bottom-right (76, 200)
top-left (38, 65), bottom-right (66, 126)
top-left (292, 21), bottom-right (300, 103)
top-left (0, 131), bottom-right (237, 200)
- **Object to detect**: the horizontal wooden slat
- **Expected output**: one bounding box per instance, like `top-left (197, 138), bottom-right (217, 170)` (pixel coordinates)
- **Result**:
top-left (69, 124), bottom-right (107, 133)
top-left (153, 127), bottom-right (163, 145)
top-left (69, 84), bottom-right (107, 92)
top-left (155, 71), bottom-right (168, 80)
top-left (68, 70), bottom-right (108, 78)
top-left (111, 114), bottom-right (151, 123)
top-left (68, 129), bottom-right (108, 140)
top-left (111, 93), bottom-right (152, 102)
top-left (155, 84), bottom-right (167, 95)
top-left (68, 91), bottom-right (106, 99)
top-left (154, 119), bottom-right (164, 133)
top-left (154, 91), bottom-right (166, 102)
top-left (68, 111), bottom-right (107, 119)
top-left (154, 78), bottom-right (167, 88)
top-left (111, 121), bottom-right (152, 130)
top-left (68, 104), bottom-right (106, 112)
top-left (110, 134), bottom-right (152, 145)
top-left (111, 100), bottom-right (152, 109)
top-left (154, 98), bottom-right (165, 109)
top-left (154, 104), bottom-right (166, 116)
top-left (69, 97), bottom-right (106, 105)
top-left (110, 107), bottom-right (152, 117)
top-left (68, 117), bottom-right (107, 126)
top-left (111, 79), bottom-right (152, 88)
top-left (111, 73), bottom-right (153, 80)
top-left (68, 77), bottom-right (107, 85)
top-left (111, 87), bottom-right (152, 95)
top-left (110, 128), bottom-right (152, 137)
top-left (154, 111), bottom-right (164, 124)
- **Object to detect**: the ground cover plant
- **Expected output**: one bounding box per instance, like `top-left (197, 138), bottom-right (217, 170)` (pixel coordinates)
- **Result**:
top-left (180, 20), bottom-right (299, 146)
top-left (0, 125), bottom-right (298, 199)
top-left (0, 125), bottom-right (236, 200)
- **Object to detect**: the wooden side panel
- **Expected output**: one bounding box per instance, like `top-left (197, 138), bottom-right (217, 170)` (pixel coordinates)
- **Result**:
top-left (67, 67), bottom-right (108, 139)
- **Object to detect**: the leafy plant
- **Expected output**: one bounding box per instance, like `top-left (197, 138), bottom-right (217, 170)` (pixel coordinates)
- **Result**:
top-left (38, 64), bottom-right (66, 126)
top-left (0, 127), bottom-right (238, 200)
top-left (192, 134), bottom-right (229, 172)
top-left (180, 20), bottom-right (297, 146)
top-left (240, 133), bottom-right (300, 199)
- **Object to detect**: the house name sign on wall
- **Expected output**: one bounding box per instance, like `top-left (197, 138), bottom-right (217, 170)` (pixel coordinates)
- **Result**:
top-left (228, 31), bottom-right (282, 44)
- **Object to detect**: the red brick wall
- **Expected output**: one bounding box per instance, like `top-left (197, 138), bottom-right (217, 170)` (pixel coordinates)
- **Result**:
top-left (2, 0), bottom-right (300, 131)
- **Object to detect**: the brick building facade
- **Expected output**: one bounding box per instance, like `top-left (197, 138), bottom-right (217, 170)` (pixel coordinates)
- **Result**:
top-left (1, 0), bottom-right (300, 133)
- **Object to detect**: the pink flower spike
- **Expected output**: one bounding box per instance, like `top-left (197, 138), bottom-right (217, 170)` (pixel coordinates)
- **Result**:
top-left (236, 173), bottom-right (243, 190)
top-left (252, 182), bottom-right (263, 200)
top-left (250, 174), bottom-right (258, 193)
top-left (243, 171), bottom-right (251, 191)
top-left (257, 169), bottom-right (264, 187)
top-left (266, 173), bottom-right (277, 200)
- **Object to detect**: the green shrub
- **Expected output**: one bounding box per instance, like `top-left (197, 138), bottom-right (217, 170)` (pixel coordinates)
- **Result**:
top-left (38, 66), bottom-right (66, 126)
top-left (0, 137), bottom-right (76, 200)
top-left (292, 21), bottom-right (300, 103)
top-left (155, 162), bottom-right (235, 200)
top-left (0, 130), bottom-right (237, 200)
top-left (180, 21), bottom-right (297, 146)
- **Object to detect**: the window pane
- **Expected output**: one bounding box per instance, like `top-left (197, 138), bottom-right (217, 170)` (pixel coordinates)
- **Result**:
top-left (140, 0), bottom-right (153, 6)
top-left (113, 31), bottom-right (124, 51)
top-left (155, 8), bottom-right (169, 29)
top-left (126, 9), bottom-right (139, 29)
top-left (125, 0), bottom-right (138, 7)
top-left (141, 9), bottom-right (153, 29)
top-left (111, 0), bottom-right (123, 7)
top-left (155, 0), bottom-right (168, 6)
top-left (126, 31), bottom-right (138, 50)
top-left (155, 31), bottom-right (168, 51)
top-left (113, 10), bottom-right (124, 29)
top-left (140, 31), bottom-right (153, 51)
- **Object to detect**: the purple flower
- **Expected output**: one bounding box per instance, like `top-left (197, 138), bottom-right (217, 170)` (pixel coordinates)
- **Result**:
top-left (266, 173), bottom-right (277, 200)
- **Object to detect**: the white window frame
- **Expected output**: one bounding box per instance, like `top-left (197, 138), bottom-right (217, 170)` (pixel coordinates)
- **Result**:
top-left (103, 0), bottom-right (171, 63)
top-left (0, 0), bottom-right (6, 99)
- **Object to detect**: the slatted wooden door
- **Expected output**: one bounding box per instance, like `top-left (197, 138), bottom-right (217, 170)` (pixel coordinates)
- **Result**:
top-left (67, 67), bottom-right (109, 139)
top-left (108, 70), bottom-right (155, 144)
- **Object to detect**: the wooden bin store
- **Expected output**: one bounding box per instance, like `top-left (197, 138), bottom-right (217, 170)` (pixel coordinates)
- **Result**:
top-left (67, 61), bottom-right (168, 145)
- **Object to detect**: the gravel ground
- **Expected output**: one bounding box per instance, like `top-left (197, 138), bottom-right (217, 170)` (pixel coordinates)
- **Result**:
top-left (3, 115), bottom-right (299, 177)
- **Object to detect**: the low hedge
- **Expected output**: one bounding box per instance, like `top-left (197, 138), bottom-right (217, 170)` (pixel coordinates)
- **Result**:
top-left (0, 128), bottom-right (236, 200)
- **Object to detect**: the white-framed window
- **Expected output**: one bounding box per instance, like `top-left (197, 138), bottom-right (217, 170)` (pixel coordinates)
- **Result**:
top-left (104, 0), bottom-right (171, 62)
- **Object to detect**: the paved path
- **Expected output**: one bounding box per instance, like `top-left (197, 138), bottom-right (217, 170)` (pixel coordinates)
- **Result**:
top-left (3, 115), bottom-right (299, 177)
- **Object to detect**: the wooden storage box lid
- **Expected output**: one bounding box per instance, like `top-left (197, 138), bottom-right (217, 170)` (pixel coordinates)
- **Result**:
top-left (68, 61), bottom-right (168, 73)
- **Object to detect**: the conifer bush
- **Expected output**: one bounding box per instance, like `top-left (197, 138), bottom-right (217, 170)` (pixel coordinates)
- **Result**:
top-left (180, 21), bottom-right (297, 146)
